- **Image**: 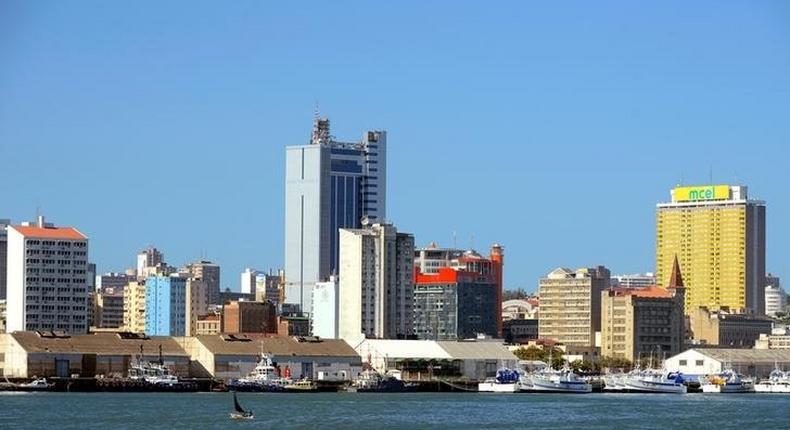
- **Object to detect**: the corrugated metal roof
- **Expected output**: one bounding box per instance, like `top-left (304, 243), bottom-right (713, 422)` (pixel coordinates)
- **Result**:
top-left (11, 332), bottom-right (189, 356)
top-left (438, 341), bottom-right (518, 361)
top-left (355, 339), bottom-right (452, 360)
top-left (695, 348), bottom-right (790, 363)
top-left (196, 334), bottom-right (358, 358)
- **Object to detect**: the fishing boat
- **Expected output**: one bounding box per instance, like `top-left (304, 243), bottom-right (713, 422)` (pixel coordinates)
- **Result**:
top-left (754, 367), bottom-right (790, 393)
top-left (602, 372), bottom-right (627, 391)
top-left (229, 391), bottom-right (254, 420)
top-left (478, 368), bottom-right (521, 393)
top-left (700, 369), bottom-right (754, 393)
top-left (622, 369), bottom-right (687, 394)
top-left (524, 367), bottom-right (592, 393)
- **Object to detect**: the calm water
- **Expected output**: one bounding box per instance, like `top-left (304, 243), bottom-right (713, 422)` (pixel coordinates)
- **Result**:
top-left (1, 392), bottom-right (788, 429)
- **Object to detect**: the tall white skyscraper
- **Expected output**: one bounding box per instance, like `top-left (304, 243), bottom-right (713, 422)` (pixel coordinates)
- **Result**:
top-left (284, 116), bottom-right (386, 313)
top-left (337, 223), bottom-right (414, 340)
top-left (6, 216), bottom-right (90, 333)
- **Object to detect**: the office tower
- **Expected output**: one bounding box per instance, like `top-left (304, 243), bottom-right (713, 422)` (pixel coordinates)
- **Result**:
top-left (538, 266), bottom-right (611, 347)
top-left (412, 245), bottom-right (504, 340)
top-left (284, 116), bottom-right (386, 313)
top-left (96, 272), bottom-right (133, 294)
top-left (601, 257), bottom-right (685, 361)
top-left (311, 276), bottom-right (339, 339)
top-left (123, 280), bottom-right (146, 333)
top-left (337, 223), bottom-right (413, 340)
top-left (240, 268), bottom-right (258, 295)
top-left (656, 185), bottom-right (766, 314)
top-left (144, 275), bottom-right (187, 336)
top-left (6, 216), bottom-right (90, 333)
top-left (0, 218), bottom-right (9, 300)
top-left (180, 260), bottom-right (221, 305)
top-left (255, 271), bottom-right (283, 304)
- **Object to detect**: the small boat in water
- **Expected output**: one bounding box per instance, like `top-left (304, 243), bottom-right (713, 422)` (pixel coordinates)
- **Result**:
top-left (229, 391), bottom-right (254, 420)
top-left (622, 369), bottom-right (687, 394)
top-left (478, 368), bottom-right (521, 393)
top-left (283, 379), bottom-right (318, 392)
top-left (348, 369), bottom-right (417, 393)
top-left (17, 378), bottom-right (53, 391)
top-left (523, 367), bottom-right (592, 393)
top-left (700, 369), bottom-right (754, 393)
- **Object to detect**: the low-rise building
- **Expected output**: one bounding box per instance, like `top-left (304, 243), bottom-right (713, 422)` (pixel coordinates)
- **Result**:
top-left (755, 326), bottom-right (790, 349)
top-left (765, 284), bottom-right (786, 317)
top-left (195, 314), bottom-right (221, 335)
top-left (2, 331), bottom-right (191, 378)
top-left (689, 307), bottom-right (774, 347)
top-left (222, 300), bottom-right (277, 334)
top-left (502, 298), bottom-right (539, 321)
top-left (184, 334), bottom-right (362, 380)
top-left (503, 319), bottom-right (539, 344)
top-left (353, 338), bottom-right (518, 381)
top-left (665, 348), bottom-right (790, 379)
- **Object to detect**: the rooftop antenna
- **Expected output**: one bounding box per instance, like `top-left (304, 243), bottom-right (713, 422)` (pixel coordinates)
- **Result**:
top-left (709, 166), bottom-right (713, 184)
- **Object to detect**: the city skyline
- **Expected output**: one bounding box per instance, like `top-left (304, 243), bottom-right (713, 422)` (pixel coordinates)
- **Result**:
top-left (2, 1), bottom-right (790, 291)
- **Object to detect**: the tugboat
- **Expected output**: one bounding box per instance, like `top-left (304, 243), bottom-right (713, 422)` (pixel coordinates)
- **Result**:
top-left (127, 344), bottom-right (196, 390)
top-left (228, 354), bottom-right (287, 392)
top-left (229, 391), bottom-right (254, 420)
top-left (348, 369), bottom-right (417, 393)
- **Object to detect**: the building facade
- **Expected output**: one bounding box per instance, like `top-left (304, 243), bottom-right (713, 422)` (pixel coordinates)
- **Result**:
top-left (144, 275), bottom-right (187, 336)
top-left (185, 278), bottom-right (210, 336)
top-left (0, 218), bottom-right (9, 300)
top-left (312, 277), bottom-right (339, 339)
top-left (240, 268), bottom-right (258, 295)
top-left (656, 184), bottom-right (766, 314)
top-left (123, 281), bottom-right (146, 333)
top-left (180, 260), bottom-right (221, 306)
top-left (255, 271), bottom-right (283, 305)
top-left (94, 288), bottom-right (125, 329)
top-left (338, 223), bottom-right (414, 340)
top-left (222, 300), bottom-right (277, 334)
top-left (610, 273), bottom-right (656, 289)
top-left (689, 307), bottom-right (774, 347)
top-left (6, 216), bottom-right (90, 333)
top-left (284, 117), bottom-right (386, 314)
top-left (765, 284), bottom-right (786, 317)
top-left (538, 266), bottom-right (610, 347)
top-left (503, 319), bottom-right (539, 344)
top-left (412, 245), bottom-right (504, 340)
top-left (136, 247), bottom-right (165, 280)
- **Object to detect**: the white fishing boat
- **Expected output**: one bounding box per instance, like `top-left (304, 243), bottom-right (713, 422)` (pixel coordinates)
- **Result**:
top-left (234, 354), bottom-right (288, 390)
top-left (700, 370), bottom-right (754, 393)
top-left (622, 369), bottom-right (687, 394)
top-left (754, 367), bottom-right (790, 393)
top-left (478, 368), bottom-right (521, 393)
top-left (603, 373), bottom-right (627, 391)
top-left (523, 367), bottom-right (592, 393)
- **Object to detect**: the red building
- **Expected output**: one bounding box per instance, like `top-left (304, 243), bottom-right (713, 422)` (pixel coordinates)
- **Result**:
top-left (413, 244), bottom-right (504, 339)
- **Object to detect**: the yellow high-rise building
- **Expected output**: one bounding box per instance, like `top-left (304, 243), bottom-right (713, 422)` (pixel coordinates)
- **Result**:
top-left (656, 184), bottom-right (766, 314)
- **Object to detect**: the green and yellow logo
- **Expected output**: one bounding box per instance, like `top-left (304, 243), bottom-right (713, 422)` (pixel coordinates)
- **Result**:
top-left (674, 185), bottom-right (730, 202)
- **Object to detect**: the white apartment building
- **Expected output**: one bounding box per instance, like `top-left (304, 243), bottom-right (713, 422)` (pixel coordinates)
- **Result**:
top-left (610, 272), bottom-right (656, 288)
top-left (6, 216), bottom-right (90, 333)
top-left (338, 223), bottom-right (414, 340)
top-left (765, 285), bottom-right (786, 317)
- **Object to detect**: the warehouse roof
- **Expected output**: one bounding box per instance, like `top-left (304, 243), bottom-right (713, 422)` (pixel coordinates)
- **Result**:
top-left (10, 331), bottom-right (189, 356)
top-left (354, 339), bottom-right (452, 360)
top-left (195, 334), bottom-right (358, 358)
top-left (693, 348), bottom-right (790, 363)
top-left (438, 341), bottom-right (518, 361)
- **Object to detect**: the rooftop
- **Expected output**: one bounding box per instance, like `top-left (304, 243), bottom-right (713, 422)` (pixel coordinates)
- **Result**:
top-left (11, 225), bottom-right (86, 240)
top-left (10, 331), bottom-right (188, 356)
top-left (195, 334), bottom-right (358, 358)
top-left (692, 348), bottom-right (790, 363)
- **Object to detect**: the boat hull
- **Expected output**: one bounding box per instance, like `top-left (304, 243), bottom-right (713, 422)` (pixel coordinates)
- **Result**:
top-left (478, 382), bottom-right (519, 393)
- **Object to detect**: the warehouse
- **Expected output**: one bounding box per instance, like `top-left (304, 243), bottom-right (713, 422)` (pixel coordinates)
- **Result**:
top-left (665, 348), bottom-right (790, 379)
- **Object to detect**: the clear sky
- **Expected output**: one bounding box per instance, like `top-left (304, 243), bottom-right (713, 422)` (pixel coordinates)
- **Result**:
top-left (1, 1), bottom-right (789, 292)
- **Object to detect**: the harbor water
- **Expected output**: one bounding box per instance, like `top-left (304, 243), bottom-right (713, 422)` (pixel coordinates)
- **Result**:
top-left (1, 391), bottom-right (788, 429)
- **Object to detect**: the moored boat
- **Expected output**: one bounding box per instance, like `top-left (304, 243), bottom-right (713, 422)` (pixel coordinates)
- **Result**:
top-left (700, 370), bottom-right (754, 393)
top-left (478, 368), bottom-right (521, 393)
top-left (622, 369), bottom-right (687, 394)
top-left (524, 367), bottom-right (592, 394)
top-left (754, 367), bottom-right (790, 393)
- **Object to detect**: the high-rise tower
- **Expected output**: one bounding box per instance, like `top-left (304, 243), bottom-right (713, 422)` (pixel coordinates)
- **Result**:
top-left (656, 184), bottom-right (766, 314)
top-left (284, 116), bottom-right (386, 313)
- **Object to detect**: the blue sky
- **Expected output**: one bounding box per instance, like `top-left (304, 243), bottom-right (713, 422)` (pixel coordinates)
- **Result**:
top-left (1, 1), bottom-right (789, 292)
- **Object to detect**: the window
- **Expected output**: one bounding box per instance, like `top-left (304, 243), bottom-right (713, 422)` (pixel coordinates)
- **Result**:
top-left (679, 360), bottom-right (687, 366)
top-left (695, 360), bottom-right (704, 366)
